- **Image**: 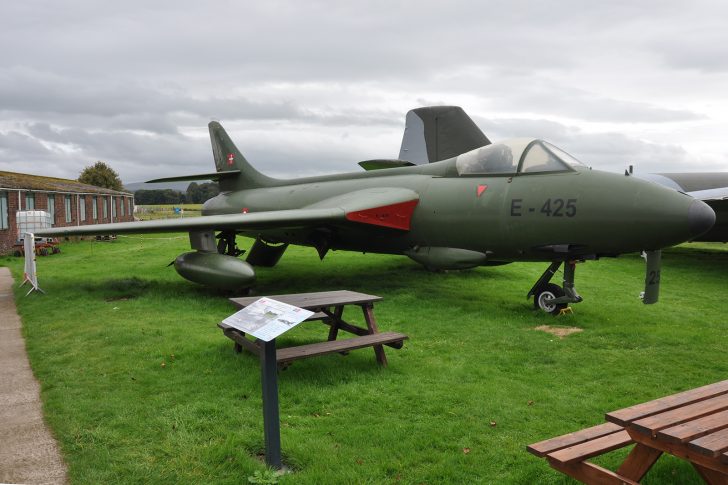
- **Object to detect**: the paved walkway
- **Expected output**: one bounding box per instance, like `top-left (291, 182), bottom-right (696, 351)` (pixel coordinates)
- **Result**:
top-left (0, 267), bottom-right (67, 484)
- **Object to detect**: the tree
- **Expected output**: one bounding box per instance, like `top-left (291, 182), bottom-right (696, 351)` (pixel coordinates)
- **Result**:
top-left (198, 182), bottom-right (220, 202)
top-left (78, 161), bottom-right (124, 191)
top-left (185, 182), bottom-right (219, 203)
top-left (186, 182), bottom-right (201, 204)
top-left (133, 189), bottom-right (185, 205)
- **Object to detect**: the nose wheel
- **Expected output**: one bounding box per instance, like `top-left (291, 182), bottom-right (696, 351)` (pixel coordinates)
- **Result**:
top-left (533, 283), bottom-right (567, 315)
top-left (528, 261), bottom-right (583, 315)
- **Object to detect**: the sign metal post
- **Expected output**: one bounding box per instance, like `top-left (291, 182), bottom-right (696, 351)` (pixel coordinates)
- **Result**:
top-left (221, 298), bottom-right (313, 470)
top-left (260, 338), bottom-right (282, 469)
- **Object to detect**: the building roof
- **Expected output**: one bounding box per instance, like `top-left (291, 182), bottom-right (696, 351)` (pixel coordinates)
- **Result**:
top-left (0, 171), bottom-right (132, 196)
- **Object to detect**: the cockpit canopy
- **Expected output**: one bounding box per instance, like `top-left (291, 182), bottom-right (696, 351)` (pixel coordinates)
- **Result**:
top-left (456, 139), bottom-right (585, 176)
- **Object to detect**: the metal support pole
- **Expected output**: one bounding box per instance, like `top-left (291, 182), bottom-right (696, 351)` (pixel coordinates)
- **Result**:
top-left (260, 339), bottom-right (282, 469)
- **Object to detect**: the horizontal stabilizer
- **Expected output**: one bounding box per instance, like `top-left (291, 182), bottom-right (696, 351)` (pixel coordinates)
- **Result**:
top-left (146, 170), bottom-right (241, 183)
top-left (358, 159), bottom-right (416, 171)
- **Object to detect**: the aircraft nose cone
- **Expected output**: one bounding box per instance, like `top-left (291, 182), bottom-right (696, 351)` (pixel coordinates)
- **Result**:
top-left (688, 199), bottom-right (715, 238)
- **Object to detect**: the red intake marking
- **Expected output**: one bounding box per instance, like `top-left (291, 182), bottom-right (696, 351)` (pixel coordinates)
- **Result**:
top-left (345, 200), bottom-right (419, 230)
top-left (477, 184), bottom-right (488, 197)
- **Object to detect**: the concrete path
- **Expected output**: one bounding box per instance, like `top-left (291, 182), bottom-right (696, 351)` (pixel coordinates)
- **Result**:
top-left (0, 267), bottom-right (67, 484)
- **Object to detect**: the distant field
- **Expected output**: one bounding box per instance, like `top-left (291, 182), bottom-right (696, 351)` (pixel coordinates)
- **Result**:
top-left (3, 239), bottom-right (728, 484)
top-left (135, 204), bottom-right (203, 221)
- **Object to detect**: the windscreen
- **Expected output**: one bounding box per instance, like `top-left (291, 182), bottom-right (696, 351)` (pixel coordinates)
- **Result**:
top-left (542, 142), bottom-right (585, 168)
top-left (520, 142), bottom-right (570, 173)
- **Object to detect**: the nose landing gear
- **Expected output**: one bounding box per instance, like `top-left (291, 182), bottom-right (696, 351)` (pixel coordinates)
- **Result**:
top-left (528, 261), bottom-right (583, 315)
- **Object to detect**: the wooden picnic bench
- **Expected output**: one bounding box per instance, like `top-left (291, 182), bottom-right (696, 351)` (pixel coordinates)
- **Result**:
top-left (528, 379), bottom-right (728, 484)
top-left (218, 290), bottom-right (408, 367)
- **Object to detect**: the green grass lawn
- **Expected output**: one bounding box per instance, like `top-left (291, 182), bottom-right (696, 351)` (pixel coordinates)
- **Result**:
top-left (3, 237), bottom-right (728, 484)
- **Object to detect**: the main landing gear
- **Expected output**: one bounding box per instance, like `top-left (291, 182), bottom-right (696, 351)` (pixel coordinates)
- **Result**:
top-left (528, 261), bottom-right (583, 315)
top-left (216, 231), bottom-right (245, 257)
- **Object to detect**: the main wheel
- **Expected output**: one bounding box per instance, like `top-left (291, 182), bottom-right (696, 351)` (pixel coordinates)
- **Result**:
top-left (216, 237), bottom-right (228, 255)
top-left (534, 283), bottom-right (567, 315)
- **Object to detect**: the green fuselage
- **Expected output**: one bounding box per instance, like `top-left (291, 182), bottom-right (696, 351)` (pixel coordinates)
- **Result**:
top-left (202, 157), bottom-right (702, 263)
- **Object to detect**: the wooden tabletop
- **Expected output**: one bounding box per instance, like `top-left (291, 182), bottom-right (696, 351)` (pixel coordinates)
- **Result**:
top-left (605, 379), bottom-right (728, 474)
top-left (229, 290), bottom-right (382, 311)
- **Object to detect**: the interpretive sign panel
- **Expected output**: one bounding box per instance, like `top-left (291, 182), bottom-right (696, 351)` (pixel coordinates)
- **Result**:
top-left (221, 297), bottom-right (313, 341)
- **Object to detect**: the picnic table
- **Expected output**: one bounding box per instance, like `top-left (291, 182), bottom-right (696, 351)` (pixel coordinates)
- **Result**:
top-left (528, 379), bottom-right (728, 484)
top-left (218, 290), bottom-right (408, 367)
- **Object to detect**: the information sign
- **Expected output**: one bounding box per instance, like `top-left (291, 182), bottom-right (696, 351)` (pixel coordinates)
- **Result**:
top-left (221, 298), bottom-right (313, 341)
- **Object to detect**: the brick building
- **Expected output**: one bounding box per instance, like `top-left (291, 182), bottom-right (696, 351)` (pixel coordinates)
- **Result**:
top-left (0, 171), bottom-right (135, 254)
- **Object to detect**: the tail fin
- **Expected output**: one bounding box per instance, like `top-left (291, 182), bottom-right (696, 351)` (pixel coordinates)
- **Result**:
top-left (208, 121), bottom-right (279, 191)
top-left (398, 106), bottom-right (491, 164)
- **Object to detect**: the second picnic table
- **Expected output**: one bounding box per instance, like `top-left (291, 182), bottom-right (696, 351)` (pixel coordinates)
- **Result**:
top-left (528, 379), bottom-right (728, 484)
top-left (219, 290), bottom-right (408, 366)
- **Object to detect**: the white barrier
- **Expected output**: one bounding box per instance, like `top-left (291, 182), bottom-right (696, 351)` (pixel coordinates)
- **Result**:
top-left (21, 232), bottom-right (44, 295)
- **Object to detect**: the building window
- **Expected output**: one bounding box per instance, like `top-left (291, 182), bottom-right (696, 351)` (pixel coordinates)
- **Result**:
top-left (111, 197), bottom-right (117, 219)
top-left (120, 196), bottom-right (125, 217)
top-left (0, 192), bottom-right (8, 229)
top-left (103, 198), bottom-right (108, 218)
top-left (80, 196), bottom-right (86, 221)
top-left (92, 197), bottom-right (98, 220)
top-left (48, 195), bottom-right (56, 226)
top-left (64, 195), bottom-right (72, 223)
top-left (25, 192), bottom-right (35, 210)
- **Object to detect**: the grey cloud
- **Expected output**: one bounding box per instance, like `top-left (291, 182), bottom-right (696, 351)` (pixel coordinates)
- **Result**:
top-left (0, 0), bottom-right (727, 182)
top-left (477, 79), bottom-right (705, 123)
top-left (0, 130), bottom-right (54, 159)
top-left (473, 116), bottom-right (693, 173)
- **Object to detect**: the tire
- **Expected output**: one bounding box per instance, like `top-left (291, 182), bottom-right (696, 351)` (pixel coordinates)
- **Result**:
top-left (534, 283), bottom-right (567, 315)
top-left (217, 238), bottom-right (228, 255)
top-left (39, 248), bottom-right (49, 256)
top-left (13, 250), bottom-right (22, 257)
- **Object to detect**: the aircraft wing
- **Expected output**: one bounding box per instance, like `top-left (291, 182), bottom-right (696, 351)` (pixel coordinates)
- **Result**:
top-left (687, 187), bottom-right (728, 201)
top-left (34, 188), bottom-right (420, 237)
top-left (639, 173), bottom-right (728, 200)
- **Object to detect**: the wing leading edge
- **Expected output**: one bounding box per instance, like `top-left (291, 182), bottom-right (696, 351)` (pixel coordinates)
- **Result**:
top-left (34, 188), bottom-right (420, 237)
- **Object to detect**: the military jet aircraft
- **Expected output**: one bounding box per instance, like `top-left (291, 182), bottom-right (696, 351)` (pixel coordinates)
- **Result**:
top-left (35, 107), bottom-right (715, 314)
top-left (397, 107), bottom-right (728, 243)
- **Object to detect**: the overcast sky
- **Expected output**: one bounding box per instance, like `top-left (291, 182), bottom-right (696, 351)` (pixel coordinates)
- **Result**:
top-left (1, 0), bottom-right (727, 184)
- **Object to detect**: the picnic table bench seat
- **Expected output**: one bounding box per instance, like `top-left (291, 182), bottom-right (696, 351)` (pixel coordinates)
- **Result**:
top-left (220, 324), bottom-right (408, 364)
top-left (528, 422), bottom-right (640, 484)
